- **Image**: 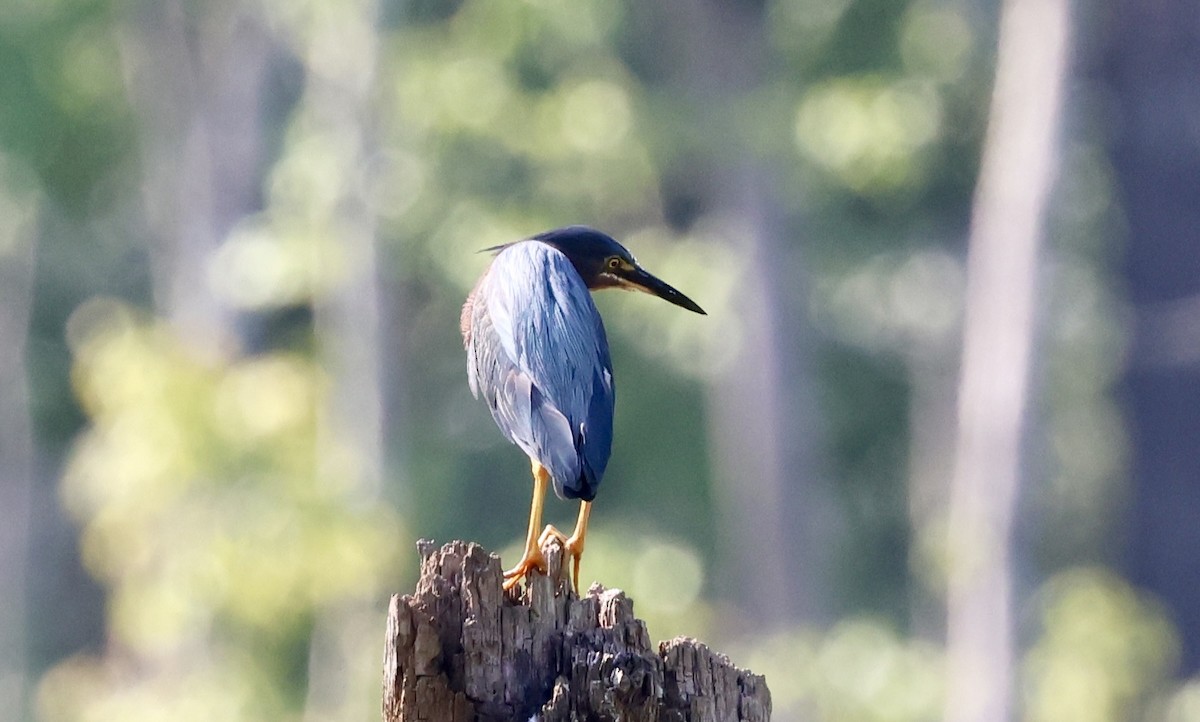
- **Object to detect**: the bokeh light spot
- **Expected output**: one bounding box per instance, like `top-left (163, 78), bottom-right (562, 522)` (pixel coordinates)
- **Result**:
top-left (214, 356), bottom-right (315, 443)
top-left (439, 57), bottom-right (510, 129)
top-left (209, 226), bottom-right (310, 309)
top-left (795, 79), bottom-right (943, 192)
top-left (560, 80), bottom-right (631, 153)
top-left (900, 7), bottom-right (973, 83)
top-left (631, 542), bottom-right (704, 614)
top-left (1023, 569), bottom-right (1179, 722)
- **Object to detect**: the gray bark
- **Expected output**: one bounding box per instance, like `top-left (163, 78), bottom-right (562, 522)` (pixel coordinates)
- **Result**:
top-left (382, 540), bottom-right (771, 722)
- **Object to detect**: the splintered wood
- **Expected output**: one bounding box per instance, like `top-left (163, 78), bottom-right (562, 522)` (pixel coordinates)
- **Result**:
top-left (382, 539), bottom-right (771, 721)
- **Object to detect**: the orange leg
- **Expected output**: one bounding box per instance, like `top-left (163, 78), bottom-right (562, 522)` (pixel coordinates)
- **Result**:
top-left (533, 500), bottom-right (589, 594)
top-left (563, 501), bottom-right (591, 595)
top-left (503, 461), bottom-right (552, 590)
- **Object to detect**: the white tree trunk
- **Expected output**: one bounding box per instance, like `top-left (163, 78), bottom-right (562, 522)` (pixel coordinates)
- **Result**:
top-left (942, 0), bottom-right (1070, 719)
top-left (121, 0), bottom-right (271, 344)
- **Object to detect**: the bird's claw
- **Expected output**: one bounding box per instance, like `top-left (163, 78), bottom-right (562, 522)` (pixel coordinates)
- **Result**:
top-left (538, 525), bottom-right (583, 596)
top-left (503, 525), bottom-right (584, 595)
top-left (502, 547), bottom-right (547, 591)
top-left (537, 524), bottom-right (568, 547)
top-left (563, 534), bottom-right (584, 597)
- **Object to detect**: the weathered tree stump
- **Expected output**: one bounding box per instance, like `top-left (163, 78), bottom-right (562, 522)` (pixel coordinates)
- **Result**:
top-left (382, 539), bottom-right (771, 721)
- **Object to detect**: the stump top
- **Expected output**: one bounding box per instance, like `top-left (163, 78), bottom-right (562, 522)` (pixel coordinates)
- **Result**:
top-left (383, 539), bottom-right (771, 721)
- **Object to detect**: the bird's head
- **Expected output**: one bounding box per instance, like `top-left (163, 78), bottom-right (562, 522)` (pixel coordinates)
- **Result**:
top-left (526, 226), bottom-right (707, 315)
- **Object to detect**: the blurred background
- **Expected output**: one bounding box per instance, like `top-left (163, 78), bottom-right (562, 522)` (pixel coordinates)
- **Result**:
top-left (2, 0), bottom-right (1199, 720)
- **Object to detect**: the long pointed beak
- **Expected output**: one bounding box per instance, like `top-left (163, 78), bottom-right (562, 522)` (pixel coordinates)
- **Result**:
top-left (620, 265), bottom-right (707, 315)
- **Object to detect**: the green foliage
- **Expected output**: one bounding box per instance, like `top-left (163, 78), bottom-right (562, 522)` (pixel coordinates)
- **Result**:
top-left (0, 0), bottom-right (135, 214)
top-left (40, 299), bottom-right (402, 720)
top-left (740, 570), bottom-right (1190, 722)
top-left (1023, 569), bottom-right (1179, 722)
top-left (740, 619), bottom-right (943, 722)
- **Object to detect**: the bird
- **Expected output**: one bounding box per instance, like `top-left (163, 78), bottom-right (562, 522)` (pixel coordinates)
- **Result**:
top-left (461, 226), bottom-right (706, 594)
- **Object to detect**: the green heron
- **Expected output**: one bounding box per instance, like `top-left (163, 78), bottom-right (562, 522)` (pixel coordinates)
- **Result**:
top-left (462, 226), bottom-right (706, 593)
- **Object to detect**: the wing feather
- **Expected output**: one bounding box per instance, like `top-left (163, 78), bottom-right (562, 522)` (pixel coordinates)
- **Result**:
top-left (463, 241), bottom-right (614, 500)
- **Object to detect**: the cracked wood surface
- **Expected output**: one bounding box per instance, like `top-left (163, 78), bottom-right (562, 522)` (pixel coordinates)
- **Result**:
top-left (382, 539), bottom-right (770, 721)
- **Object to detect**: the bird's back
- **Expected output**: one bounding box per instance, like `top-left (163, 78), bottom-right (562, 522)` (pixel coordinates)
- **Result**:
top-left (463, 241), bottom-right (614, 501)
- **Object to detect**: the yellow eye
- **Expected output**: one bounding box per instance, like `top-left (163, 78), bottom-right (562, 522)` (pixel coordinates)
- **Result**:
top-left (607, 257), bottom-right (621, 270)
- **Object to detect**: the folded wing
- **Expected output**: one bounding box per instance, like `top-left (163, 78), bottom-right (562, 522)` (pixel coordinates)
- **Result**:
top-left (464, 241), bottom-right (615, 500)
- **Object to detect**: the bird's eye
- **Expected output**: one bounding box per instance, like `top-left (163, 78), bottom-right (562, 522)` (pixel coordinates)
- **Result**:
top-left (606, 257), bottom-right (621, 270)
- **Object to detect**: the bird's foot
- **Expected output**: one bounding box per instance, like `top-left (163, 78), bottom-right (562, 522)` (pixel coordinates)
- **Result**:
top-left (502, 546), bottom-right (548, 591)
top-left (563, 531), bottom-right (585, 597)
top-left (505, 526), bottom-right (585, 595)
top-left (534, 525), bottom-right (584, 595)
top-left (537, 524), bottom-right (568, 547)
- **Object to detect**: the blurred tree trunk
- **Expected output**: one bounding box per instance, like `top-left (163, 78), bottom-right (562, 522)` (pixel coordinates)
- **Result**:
top-left (0, 174), bottom-right (39, 722)
top-left (655, 0), bottom-right (830, 627)
top-left (265, 4), bottom-right (391, 719)
top-left (300, 5), bottom-right (387, 525)
top-left (1106, 0), bottom-right (1200, 674)
top-left (704, 173), bottom-right (829, 627)
top-left (905, 356), bottom-right (957, 639)
top-left (121, 0), bottom-right (271, 345)
top-left (942, 0), bottom-right (1069, 720)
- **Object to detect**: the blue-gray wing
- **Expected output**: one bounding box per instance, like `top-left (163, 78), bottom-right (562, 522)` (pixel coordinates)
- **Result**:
top-left (462, 241), bottom-right (614, 500)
